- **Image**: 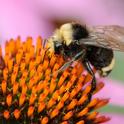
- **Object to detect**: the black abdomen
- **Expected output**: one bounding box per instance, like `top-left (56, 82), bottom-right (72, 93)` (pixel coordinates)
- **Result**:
top-left (86, 46), bottom-right (114, 70)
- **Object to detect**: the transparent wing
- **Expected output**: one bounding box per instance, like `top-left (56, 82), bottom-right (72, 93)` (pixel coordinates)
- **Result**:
top-left (80, 25), bottom-right (124, 52)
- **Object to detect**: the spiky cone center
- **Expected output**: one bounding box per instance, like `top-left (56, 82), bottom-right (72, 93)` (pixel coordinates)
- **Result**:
top-left (0, 36), bottom-right (110, 124)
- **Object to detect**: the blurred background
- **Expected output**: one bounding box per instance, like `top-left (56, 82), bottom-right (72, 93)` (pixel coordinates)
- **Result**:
top-left (0, 0), bottom-right (124, 123)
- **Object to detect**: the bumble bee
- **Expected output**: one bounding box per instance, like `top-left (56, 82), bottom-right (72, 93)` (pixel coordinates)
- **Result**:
top-left (47, 23), bottom-right (124, 75)
top-left (47, 22), bottom-right (124, 105)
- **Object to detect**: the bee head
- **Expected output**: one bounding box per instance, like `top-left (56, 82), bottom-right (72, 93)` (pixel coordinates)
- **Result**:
top-left (54, 41), bottom-right (64, 55)
top-left (60, 23), bottom-right (89, 46)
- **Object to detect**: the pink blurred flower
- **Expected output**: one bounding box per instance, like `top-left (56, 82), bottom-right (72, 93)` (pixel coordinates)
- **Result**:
top-left (35, 0), bottom-right (124, 25)
top-left (106, 114), bottom-right (124, 124)
top-left (0, 0), bottom-right (54, 41)
top-left (96, 78), bottom-right (124, 107)
top-left (1, 0), bottom-right (124, 41)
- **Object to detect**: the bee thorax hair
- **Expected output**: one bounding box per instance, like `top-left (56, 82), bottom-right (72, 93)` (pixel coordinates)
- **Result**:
top-left (59, 23), bottom-right (89, 46)
top-left (47, 29), bottom-right (62, 52)
top-left (52, 29), bottom-right (63, 42)
top-left (46, 38), bottom-right (55, 56)
top-left (59, 23), bottom-right (73, 46)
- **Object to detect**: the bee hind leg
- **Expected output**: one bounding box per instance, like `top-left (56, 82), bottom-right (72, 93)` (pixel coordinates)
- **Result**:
top-left (83, 60), bottom-right (96, 104)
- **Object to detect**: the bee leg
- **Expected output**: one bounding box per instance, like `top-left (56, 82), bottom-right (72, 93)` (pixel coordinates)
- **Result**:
top-left (50, 50), bottom-right (86, 77)
top-left (50, 57), bottom-right (74, 77)
top-left (85, 61), bottom-right (96, 91)
top-left (84, 60), bottom-right (96, 104)
top-left (75, 60), bottom-right (97, 112)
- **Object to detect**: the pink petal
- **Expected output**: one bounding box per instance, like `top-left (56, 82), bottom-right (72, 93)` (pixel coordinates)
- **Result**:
top-left (1, 0), bottom-right (124, 43)
top-left (95, 78), bottom-right (124, 107)
top-left (0, 0), bottom-right (54, 42)
top-left (105, 113), bottom-right (124, 124)
top-left (36, 0), bottom-right (124, 25)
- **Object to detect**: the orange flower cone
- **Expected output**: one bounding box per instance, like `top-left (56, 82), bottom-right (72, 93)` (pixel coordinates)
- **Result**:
top-left (0, 36), bottom-right (110, 124)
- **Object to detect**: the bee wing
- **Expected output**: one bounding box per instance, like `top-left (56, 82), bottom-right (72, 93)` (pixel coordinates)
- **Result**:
top-left (81, 25), bottom-right (124, 51)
